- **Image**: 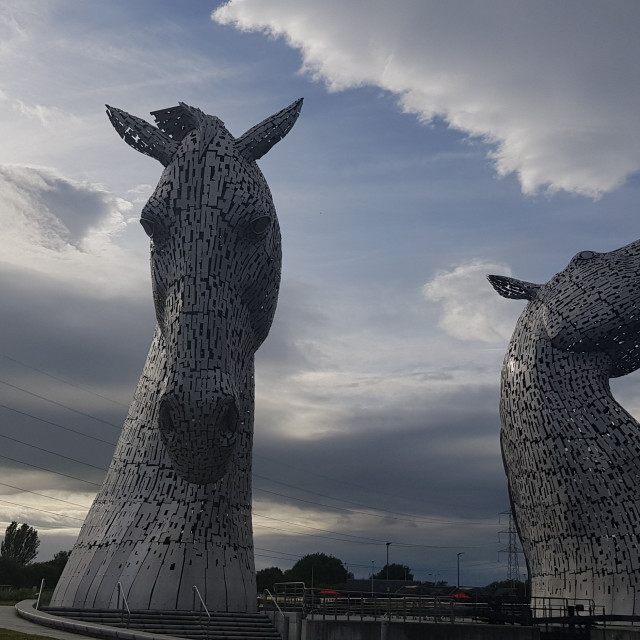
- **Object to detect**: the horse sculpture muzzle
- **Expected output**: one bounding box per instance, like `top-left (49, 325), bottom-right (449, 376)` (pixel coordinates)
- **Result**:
top-left (158, 387), bottom-right (240, 484)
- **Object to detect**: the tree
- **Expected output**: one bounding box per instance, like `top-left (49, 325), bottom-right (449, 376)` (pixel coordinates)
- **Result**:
top-left (51, 550), bottom-right (71, 569)
top-left (484, 579), bottom-right (529, 603)
top-left (256, 566), bottom-right (284, 592)
top-left (284, 553), bottom-right (349, 588)
top-left (372, 563), bottom-right (413, 581)
top-left (0, 522), bottom-right (40, 565)
top-left (23, 549), bottom-right (72, 589)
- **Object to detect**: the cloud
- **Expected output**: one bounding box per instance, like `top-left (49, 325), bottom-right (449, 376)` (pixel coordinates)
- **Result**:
top-left (0, 165), bottom-right (121, 246)
top-left (423, 260), bottom-right (523, 343)
top-left (250, 379), bottom-right (508, 579)
top-left (0, 164), bottom-right (149, 297)
top-left (213, 0), bottom-right (640, 197)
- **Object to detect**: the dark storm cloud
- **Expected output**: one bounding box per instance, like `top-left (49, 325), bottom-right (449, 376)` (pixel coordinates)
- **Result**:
top-left (0, 260), bottom-right (152, 486)
top-left (253, 382), bottom-right (507, 521)
top-left (0, 263), bottom-right (153, 385)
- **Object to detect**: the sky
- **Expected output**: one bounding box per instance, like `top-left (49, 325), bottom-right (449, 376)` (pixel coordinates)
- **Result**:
top-left (1, 0), bottom-right (640, 589)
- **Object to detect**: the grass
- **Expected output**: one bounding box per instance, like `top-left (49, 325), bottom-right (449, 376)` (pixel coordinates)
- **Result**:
top-left (0, 591), bottom-right (39, 607)
top-left (0, 590), bottom-right (54, 608)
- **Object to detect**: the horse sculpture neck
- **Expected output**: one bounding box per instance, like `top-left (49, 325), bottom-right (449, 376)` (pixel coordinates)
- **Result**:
top-left (51, 99), bottom-right (301, 612)
top-left (52, 328), bottom-right (255, 610)
top-left (491, 243), bottom-right (640, 617)
top-left (505, 312), bottom-right (613, 410)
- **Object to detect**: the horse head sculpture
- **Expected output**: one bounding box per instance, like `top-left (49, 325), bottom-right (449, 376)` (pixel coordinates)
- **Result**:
top-left (106, 100), bottom-right (301, 484)
top-left (50, 100), bottom-right (301, 612)
top-left (489, 242), bottom-right (640, 376)
top-left (489, 238), bottom-right (640, 615)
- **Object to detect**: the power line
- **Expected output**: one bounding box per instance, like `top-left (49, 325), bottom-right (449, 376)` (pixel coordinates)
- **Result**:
top-left (0, 482), bottom-right (92, 509)
top-left (253, 522), bottom-right (381, 546)
top-left (0, 404), bottom-right (497, 534)
top-left (0, 360), bottom-right (493, 526)
top-left (0, 454), bottom-right (102, 487)
top-left (255, 481), bottom-right (500, 528)
top-left (0, 403), bottom-right (117, 446)
top-left (0, 433), bottom-right (110, 471)
top-left (254, 512), bottom-right (386, 544)
top-left (0, 363), bottom-right (504, 566)
top-left (0, 433), bottom-right (500, 553)
top-left (0, 498), bottom-right (85, 522)
top-left (254, 546), bottom-right (302, 560)
top-left (255, 452), bottom-right (482, 513)
top-left (0, 352), bottom-right (129, 409)
top-left (254, 513), bottom-right (498, 551)
top-left (0, 378), bottom-right (122, 431)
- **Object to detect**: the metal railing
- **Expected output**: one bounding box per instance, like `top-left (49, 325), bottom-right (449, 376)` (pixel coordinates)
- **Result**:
top-left (263, 589), bottom-right (289, 639)
top-left (260, 586), bottom-right (638, 631)
top-left (192, 585), bottom-right (211, 640)
top-left (533, 595), bottom-right (598, 619)
top-left (532, 596), bottom-right (609, 635)
top-left (263, 589), bottom-right (285, 617)
top-left (35, 578), bottom-right (45, 610)
top-left (116, 582), bottom-right (131, 628)
top-left (260, 587), bottom-right (536, 626)
top-left (261, 589), bottom-right (474, 622)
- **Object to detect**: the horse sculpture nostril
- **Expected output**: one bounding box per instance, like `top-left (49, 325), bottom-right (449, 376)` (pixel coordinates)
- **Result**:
top-left (220, 400), bottom-right (240, 434)
top-left (158, 401), bottom-right (175, 433)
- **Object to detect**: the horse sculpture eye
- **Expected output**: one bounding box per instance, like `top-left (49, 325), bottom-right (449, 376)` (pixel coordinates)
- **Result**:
top-left (140, 218), bottom-right (155, 238)
top-left (248, 215), bottom-right (271, 237)
top-left (578, 250), bottom-right (596, 260)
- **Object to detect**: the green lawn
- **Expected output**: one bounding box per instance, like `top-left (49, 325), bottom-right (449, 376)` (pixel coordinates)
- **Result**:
top-left (0, 591), bottom-right (50, 607)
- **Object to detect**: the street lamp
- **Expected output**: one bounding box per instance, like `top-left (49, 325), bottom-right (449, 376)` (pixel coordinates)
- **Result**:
top-left (386, 543), bottom-right (391, 580)
top-left (457, 552), bottom-right (464, 591)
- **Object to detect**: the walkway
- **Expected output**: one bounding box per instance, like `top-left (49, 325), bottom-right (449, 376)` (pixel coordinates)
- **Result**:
top-left (0, 603), bottom-right (94, 640)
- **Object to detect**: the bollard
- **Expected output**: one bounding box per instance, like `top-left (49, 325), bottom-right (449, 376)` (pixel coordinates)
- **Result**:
top-left (380, 619), bottom-right (389, 640)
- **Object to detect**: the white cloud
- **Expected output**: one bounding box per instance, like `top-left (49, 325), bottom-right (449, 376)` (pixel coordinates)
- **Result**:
top-left (0, 164), bottom-right (147, 297)
top-left (213, 0), bottom-right (640, 197)
top-left (423, 260), bottom-right (523, 343)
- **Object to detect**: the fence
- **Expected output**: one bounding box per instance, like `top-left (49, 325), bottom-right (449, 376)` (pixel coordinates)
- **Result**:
top-left (260, 585), bottom-right (532, 626)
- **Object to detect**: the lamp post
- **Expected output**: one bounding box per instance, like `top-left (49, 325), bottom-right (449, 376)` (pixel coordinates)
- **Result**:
top-left (386, 542), bottom-right (391, 581)
top-left (457, 552), bottom-right (464, 592)
top-left (371, 561), bottom-right (374, 596)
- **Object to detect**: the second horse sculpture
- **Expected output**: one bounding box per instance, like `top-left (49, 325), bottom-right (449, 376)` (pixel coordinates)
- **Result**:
top-left (51, 98), bottom-right (302, 611)
top-left (489, 240), bottom-right (640, 617)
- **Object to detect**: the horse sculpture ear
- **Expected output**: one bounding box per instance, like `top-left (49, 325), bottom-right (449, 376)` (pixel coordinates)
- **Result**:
top-left (235, 98), bottom-right (303, 161)
top-left (106, 105), bottom-right (178, 167)
top-left (487, 274), bottom-right (541, 300)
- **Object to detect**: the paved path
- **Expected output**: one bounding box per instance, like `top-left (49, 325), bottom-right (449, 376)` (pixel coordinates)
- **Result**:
top-left (0, 604), bottom-right (94, 640)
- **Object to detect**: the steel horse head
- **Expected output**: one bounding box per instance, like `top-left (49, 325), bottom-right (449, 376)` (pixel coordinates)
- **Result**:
top-left (50, 100), bottom-right (302, 613)
top-left (106, 99), bottom-right (302, 484)
top-left (489, 238), bottom-right (640, 615)
top-left (489, 241), bottom-right (640, 377)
